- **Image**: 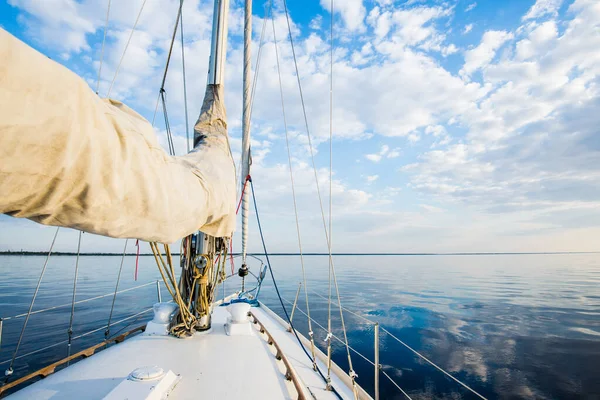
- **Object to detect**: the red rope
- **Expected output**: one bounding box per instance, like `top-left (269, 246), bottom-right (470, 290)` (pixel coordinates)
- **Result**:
top-left (236, 175), bottom-right (251, 214)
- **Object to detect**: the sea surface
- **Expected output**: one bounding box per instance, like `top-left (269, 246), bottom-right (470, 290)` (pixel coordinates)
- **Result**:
top-left (0, 254), bottom-right (599, 399)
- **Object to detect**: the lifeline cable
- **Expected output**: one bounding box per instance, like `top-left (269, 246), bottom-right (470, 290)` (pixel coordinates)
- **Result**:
top-left (249, 178), bottom-right (342, 399)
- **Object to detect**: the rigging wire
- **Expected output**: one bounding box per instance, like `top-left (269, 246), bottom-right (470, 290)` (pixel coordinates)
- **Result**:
top-left (249, 179), bottom-right (342, 400)
top-left (160, 90), bottom-right (176, 155)
top-left (248, 0), bottom-right (272, 122)
top-left (107, 0), bottom-right (148, 98)
top-left (280, 0), bottom-right (357, 394)
top-left (3, 227), bottom-right (59, 381)
top-left (2, 281), bottom-right (158, 321)
top-left (179, 0), bottom-right (191, 153)
top-left (270, 6), bottom-right (318, 371)
top-left (95, 0), bottom-right (111, 94)
top-left (105, 239), bottom-right (129, 339)
top-left (327, 0), bottom-right (335, 384)
top-left (307, 288), bottom-right (487, 399)
top-left (159, 0), bottom-right (185, 157)
top-left (151, 91), bottom-right (162, 127)
top-left (66, 231), bottom-right (83, 365)
top-left (380, 328), bottom-right (487, 399)
top-left (0, 308), bottom-right (154, 368)
top-left (282, 296), bottom-right (413, 400)
top-left (250, 179), bottom-right (342, 399)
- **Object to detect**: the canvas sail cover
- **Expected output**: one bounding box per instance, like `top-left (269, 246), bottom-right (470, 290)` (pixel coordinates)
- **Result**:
top-left (0, 29), bottom-right (236, 243)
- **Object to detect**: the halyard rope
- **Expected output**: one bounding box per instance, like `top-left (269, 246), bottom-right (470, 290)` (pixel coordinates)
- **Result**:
top-left (281, 0), bottom-right (357, 395)
top-left (327, 0), bottom-right (335, 386)
top-left (249, 179), bottom-right (342, 399)
top-left (270, 9), bottom-right (319, 372)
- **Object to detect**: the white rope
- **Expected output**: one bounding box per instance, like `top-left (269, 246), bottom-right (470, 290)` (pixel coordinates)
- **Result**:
top-left (107, 0), bottom-right (148, 98)
top-left (96, 0), bottom-right (111, 94)
top-left (280, 0), bottom-right (357, 394)
top-left (271, 8), bottom-right (318, 367)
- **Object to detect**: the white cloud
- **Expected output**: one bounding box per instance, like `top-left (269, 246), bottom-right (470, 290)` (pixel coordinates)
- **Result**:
top-left (465, 3), bottom-right (477, 12)
top-left (464, 23), bottom-right (473, 34)
top-left (3, 0), bottom-right (600, 253)
top-left (320, 0), bottom-right (366, 33)
top-left (309, 15), bottom-right (322, 30)
top-left (365, 153), bottom-right (383, 162)
top-left (404, 0), bottom-right (600, 250)
top-left (522, 0), bottom-right (564, 21)
top-left (367, 175), bottom-right (379, 182)
top-left (365, 144), bottom-right (401, 162)
top-left (420, 204), bottom-right (444, 213)
top-left (461, 30), bottom-right (513, 78)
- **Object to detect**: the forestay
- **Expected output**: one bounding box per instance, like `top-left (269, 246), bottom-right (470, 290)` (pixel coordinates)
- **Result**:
top-left (0, 29), bottom-right (236, 243)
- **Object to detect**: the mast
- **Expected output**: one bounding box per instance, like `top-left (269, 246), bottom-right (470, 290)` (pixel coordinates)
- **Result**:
top-left (179, 0), bottom-right (231, 333)
top-left (208, 0), bottom-right (229, 86)
top-left (240, 0), bottom-right (252, 270)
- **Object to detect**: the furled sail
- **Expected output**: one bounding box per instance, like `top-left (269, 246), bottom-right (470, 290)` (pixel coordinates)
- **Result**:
top-left (0, 29), bottom-right (236, 243)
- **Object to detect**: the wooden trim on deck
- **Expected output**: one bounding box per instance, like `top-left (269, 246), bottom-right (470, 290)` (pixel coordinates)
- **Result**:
top-left (0, 324), bottom-right (146, 396)
top-left (250, 311), bottom-right (311, 400)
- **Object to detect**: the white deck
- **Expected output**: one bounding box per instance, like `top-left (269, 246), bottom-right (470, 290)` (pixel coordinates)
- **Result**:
top-left (7, 302), bottom-right (367, 399)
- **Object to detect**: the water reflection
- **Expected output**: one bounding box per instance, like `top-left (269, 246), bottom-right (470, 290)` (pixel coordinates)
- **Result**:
top-left (1, 254), bottom-right (599, 398)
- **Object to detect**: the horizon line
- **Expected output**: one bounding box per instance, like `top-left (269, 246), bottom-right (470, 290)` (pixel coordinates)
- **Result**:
top-left (0, 251), bottom-right (598, 256)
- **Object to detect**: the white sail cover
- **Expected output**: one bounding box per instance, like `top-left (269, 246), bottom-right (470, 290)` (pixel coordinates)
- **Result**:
top-left (0, 29), bottom-right (236, 243)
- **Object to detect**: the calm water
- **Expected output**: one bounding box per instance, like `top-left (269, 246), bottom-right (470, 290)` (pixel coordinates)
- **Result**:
top-left (1, 254), bottom-right (599, 399)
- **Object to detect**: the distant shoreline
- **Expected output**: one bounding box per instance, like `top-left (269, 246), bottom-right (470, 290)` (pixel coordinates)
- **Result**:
top-left (0, 251), bottom-right (598, 256)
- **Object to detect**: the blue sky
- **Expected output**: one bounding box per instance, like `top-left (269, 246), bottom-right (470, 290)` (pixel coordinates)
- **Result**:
top-left (1, 0), bottom-right (600, 253)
